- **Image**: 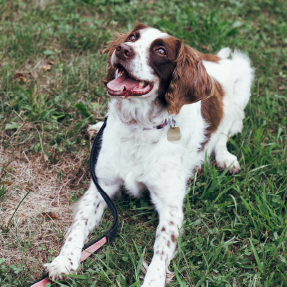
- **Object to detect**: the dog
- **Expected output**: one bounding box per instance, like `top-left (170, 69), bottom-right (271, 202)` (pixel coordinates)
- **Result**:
top-left (44, 23), bottom-right (254, 286)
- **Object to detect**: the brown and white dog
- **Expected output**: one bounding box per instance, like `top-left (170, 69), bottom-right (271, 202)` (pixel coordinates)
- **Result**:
top-left (45, 23), bottom-right (254, 286)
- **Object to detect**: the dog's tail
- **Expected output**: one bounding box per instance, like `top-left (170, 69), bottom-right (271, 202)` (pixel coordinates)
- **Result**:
top-left (230, 50), bottom-right (255, 108)
top-left (217, 47), bottom-right (231, 59)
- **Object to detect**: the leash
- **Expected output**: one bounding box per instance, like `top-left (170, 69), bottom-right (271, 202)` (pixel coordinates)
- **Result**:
top-left (30, 117), bottom-right (118, 287)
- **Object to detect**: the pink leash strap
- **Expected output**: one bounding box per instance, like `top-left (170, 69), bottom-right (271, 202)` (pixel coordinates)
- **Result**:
top-left (30, 236), bottom-right (107, 287)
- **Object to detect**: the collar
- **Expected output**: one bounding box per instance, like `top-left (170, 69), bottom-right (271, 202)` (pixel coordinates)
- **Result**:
top-left (117, 115), bottom-right (176, 131)
top-left (143, 118), bottom-right (177, 131)
top-left (143, 120), bottom-right (167, 130)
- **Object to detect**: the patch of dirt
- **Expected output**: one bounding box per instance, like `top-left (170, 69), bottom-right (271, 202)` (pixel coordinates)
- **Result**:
top-left (0, 145), bottom-right (89, 277)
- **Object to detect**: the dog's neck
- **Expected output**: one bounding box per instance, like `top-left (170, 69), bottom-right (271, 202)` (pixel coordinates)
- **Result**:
top-left (109, 96), bottom-right (169, 129)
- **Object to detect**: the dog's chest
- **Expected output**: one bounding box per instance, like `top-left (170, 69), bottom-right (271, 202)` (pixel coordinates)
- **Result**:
top-left (100, 121), bottom-right (171, 185)
top-left (116, 131), bottom-right (164, 178)
top-left (98, 109), bottom-right (205, 195)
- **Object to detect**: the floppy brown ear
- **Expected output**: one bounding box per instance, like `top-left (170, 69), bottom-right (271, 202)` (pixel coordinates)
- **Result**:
top-left (165, 41), bottom-right (215, 115)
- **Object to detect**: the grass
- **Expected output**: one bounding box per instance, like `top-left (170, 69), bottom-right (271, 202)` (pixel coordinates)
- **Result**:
top-left (0, 0), bottom-right (286, 286)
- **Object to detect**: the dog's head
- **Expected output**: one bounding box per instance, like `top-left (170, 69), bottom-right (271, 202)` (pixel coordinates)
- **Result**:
top-left (103, 23), bottom-right (214, 114)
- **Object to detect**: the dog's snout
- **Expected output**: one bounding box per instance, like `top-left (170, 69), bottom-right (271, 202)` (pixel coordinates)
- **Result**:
top-left (115, 43), bottom-right (134, 60)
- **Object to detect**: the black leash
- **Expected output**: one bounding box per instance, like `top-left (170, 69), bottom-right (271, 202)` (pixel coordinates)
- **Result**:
top-left (89, 117), bottom-right (118, 240)
top-left (30, 117), bottom-right (118, 287)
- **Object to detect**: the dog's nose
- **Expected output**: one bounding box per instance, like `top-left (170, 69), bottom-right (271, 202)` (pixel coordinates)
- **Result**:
top-left (115, 43), bottom-right (134, 60)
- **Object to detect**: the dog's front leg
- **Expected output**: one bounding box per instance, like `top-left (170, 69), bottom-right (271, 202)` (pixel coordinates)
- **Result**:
top-left (44, 179), bottom-right (120, 280)
top-left (141, 179), bottom-right (185, 287)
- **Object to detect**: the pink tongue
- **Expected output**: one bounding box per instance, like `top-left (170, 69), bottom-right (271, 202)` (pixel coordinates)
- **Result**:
top-left (107, 74), bottom-right (140, 92)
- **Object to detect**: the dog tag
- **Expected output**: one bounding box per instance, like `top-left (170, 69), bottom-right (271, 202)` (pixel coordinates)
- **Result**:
top-left (167, 127), bottom-right (181, 142)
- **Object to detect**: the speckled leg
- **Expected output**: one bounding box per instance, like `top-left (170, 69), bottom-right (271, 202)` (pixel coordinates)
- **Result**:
top-left (141, 178), bottom-right (185, 287)
top-left (44, 180), bottom-right (119, 280)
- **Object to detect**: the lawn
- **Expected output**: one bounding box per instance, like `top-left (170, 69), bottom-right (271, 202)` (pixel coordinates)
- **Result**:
top-left (0, 0), bottom-right (286, 286)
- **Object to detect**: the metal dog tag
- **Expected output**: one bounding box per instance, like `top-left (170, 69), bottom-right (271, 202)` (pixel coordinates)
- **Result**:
top-left (167, 127), bottom-right (181, 142)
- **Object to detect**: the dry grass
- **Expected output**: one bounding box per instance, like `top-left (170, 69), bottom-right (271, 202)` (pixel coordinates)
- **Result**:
top-left (0, 143), bottom-right (89, 276)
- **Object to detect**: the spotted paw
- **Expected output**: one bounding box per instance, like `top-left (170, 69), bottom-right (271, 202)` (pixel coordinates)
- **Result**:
top-left (141, 261), bottom-right (167, 287)
top-left (44, 255), bottom-right (79, 280)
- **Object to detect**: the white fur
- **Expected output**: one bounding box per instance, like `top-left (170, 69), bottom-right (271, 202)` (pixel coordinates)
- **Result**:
top-left (203, 49), bottom-right (254, 173)
top-left (45, 29), bottom-right (254, 286)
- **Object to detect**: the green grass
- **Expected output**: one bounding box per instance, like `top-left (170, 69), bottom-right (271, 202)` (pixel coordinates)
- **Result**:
top-left (0, 0), bottom-right (287, 286)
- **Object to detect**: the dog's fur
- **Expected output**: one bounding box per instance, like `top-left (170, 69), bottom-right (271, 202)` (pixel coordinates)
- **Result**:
top-left (44, 23), bottom-right (254, 286)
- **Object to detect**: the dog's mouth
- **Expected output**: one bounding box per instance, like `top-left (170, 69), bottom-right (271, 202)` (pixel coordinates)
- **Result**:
top-left (107, 65), bottom-right (153, 97)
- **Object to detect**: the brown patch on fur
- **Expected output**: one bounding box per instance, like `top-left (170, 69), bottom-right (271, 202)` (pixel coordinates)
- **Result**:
top-left (171, 234), bottom-right (177, 243)
top-left (198, 52), bottom-right (221, 63)
top-left (165, 42), bottom-right (215, 115)
top-left (161, 40), bottom-right (224, 145)
top-left (200, 81), bottom-right (224, 149)
top-left (161, 227), bottom-right (166, 232)
top-left (131, 22), bottom-right (149, 33)
top-left (149, 36), bottom-right (180, 107)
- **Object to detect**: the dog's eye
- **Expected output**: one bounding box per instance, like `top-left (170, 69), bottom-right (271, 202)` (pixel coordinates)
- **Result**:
top-left (156, 48), bottom-right (167, 56)
top-left (128, 34), bottom-right (136, 42)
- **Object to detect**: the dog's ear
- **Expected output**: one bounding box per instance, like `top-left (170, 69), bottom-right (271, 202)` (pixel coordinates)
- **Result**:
top-left (102, 31), bottom-right (130, 84)
top-left (165, 41), bottom-right (215, 115)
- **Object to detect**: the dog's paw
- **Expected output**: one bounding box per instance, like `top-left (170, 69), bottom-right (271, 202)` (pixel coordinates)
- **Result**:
top-left (141, 277), bottom-right (165, 287)
top-left (87, 122), bottom-right (104, 138)
top-left (141, 261), bottom-right (167, 287)
top-left (44, 255), bottom-right (79, 280)
top-left (216, 152), bottom-right (241, 174)
top-left (165, 270), bottom-right (175, 285)
top-left (141, 271), bottom-right (174, 287)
